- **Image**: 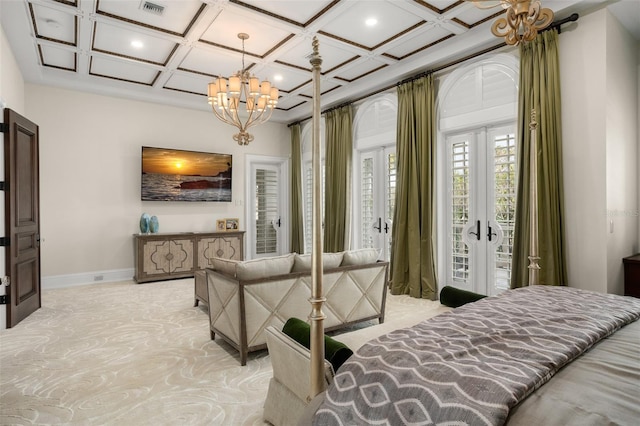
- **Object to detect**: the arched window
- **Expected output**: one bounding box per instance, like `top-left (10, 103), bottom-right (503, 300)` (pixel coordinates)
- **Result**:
top-left (437, 53), bottom-right (519, 296)
top-left (352, 93), bottom-right (397, 260)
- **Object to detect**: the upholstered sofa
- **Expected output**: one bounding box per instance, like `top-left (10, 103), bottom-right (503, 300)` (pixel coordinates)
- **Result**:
top-left (206, 249), bottom-right (388, 365)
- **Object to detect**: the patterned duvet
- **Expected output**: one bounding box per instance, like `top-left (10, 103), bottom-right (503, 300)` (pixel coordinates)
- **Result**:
top-left (313, 286), bottom-right (640, 425)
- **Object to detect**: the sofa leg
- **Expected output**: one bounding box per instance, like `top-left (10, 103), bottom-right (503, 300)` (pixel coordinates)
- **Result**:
top-left (241, 351), bottom-right (247, 366)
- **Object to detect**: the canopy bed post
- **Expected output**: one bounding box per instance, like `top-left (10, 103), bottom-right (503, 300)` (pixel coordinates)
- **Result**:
top-left (528, 109), bottom-right (540, 285)
top-left (308, 36), bottom-right (326, 399)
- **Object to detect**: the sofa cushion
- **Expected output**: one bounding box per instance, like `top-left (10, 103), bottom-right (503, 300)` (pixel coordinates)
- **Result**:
top-left (236, 253), bottom-right (295, 280)
top-left (292, 252), bottom-right (345, 273)
top-left (341, 248), bottom-right (381, 266)
top-left (212, 257), bottom-right (240, 277)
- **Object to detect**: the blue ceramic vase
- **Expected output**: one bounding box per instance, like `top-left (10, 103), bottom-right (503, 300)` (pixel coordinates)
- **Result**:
top-left (149, 216), bottom-right (159, 233)
top-left (139, 213), bottom-right (151, 233)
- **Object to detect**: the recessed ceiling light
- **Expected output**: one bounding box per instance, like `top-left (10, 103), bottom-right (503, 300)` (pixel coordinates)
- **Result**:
top-left (365, 17), bottom-right (378, 27)
top-left (274, 74), bottom-right (283, 82)
top-left (131, 40), bottom-right (144, 49)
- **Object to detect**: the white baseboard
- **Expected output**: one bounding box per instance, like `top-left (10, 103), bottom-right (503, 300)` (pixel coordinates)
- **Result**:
top-left (42, 268), bottom-right (136, 289)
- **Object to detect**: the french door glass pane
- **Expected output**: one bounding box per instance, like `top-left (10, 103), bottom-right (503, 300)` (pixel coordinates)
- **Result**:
top-left (451, 141), bottom-right (470, 282)
top-left (493, 133), bottom-right (516, 288)
top-left (304, 165), bottom-right (313, 253)
top-left (255, 168), bottom-right (278, 254)
top-left (303, 162), bottom-right (325, 254)
top-left (386, 152), bottom-right (396, 257)
top-left (361, 157), bottom-right (375, 249)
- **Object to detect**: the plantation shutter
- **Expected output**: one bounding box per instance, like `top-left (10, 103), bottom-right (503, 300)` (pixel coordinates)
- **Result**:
top-left (255, 168), bottom-right (279, 255)
top-left (303, 161), bottom-right (324, 254)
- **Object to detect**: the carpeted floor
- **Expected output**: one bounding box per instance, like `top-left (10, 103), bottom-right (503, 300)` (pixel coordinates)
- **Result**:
top-left (0, 278), bottom-right (447, 425)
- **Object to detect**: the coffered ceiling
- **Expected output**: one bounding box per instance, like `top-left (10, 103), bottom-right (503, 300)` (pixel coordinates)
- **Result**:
top-left (1, 0), bottom-right (635, 123)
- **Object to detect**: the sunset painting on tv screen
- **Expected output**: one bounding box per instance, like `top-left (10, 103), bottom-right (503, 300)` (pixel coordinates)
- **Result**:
top-left (141, 147), bottom-right (232, 202)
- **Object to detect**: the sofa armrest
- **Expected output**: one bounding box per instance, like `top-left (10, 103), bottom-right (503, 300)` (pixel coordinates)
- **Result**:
top-left (265, 326), bottom-right (334, 402)
top-left (207, 268), bottom-right (243, 347)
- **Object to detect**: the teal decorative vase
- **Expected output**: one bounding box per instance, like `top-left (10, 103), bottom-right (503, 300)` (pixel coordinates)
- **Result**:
top-left (139, 213), bottom-right (150, 233)
top-left (149, 216), bottom-right (159, 233)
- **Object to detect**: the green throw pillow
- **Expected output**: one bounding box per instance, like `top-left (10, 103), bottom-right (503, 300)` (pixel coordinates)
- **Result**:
top-left (440, 286), bottom-right (487, 308)
top-left (282, 317), bottom-right (353, 372)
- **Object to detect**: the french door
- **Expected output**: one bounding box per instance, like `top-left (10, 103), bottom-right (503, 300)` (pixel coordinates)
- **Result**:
top-left (355, 147), bottom-right (395, 261)
top-left (3, 109), bottom-right (42, 328)
top-left (246, 156), bottom-right (288, 259)
top-left (445, 125), bottom-right (516, 296)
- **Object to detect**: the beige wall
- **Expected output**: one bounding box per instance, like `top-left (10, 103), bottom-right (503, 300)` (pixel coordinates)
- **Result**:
top-left (560, 8), bottom-right (639, 294)
top-left (0, 24), bottom-right (24, 113)
top-left (24, 84), bottom-right (290, 286)
top-left (605, 10), bottom-right (639, 294)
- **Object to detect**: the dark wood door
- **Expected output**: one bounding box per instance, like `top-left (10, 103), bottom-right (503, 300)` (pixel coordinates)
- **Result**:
top-left (4, 108), bottom-right (41, 327)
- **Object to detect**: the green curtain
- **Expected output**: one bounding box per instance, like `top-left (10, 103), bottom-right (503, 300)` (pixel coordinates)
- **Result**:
top-left (290, 124), bottom-right (305, 254)
top-left (390, 75), bottom-right (437, 300)
top-left (511, 30), bottom-right (567, 287)
top-left (323, 105), bottom-right (353, 253)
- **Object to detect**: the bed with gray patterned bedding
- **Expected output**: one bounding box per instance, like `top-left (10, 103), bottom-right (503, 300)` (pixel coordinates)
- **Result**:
top-left (311, 286), bottom-right (640, 425)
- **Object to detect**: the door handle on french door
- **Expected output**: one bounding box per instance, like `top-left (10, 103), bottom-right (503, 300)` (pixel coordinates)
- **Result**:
top-left (373, 217), bottom-right (382, 233)
top-left (487, 222), bottom-right (497, 241)
top-left (468, 220), bottom-right (481, 240)
top-left (274, 218), bottom-right (281, 228)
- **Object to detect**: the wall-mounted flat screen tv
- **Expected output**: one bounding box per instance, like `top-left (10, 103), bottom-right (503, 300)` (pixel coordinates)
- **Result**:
top-left (141, 146), bottom-right (232, 202)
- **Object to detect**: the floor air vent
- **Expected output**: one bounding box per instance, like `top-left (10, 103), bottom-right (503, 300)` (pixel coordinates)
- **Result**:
top-left (140, 1), bottom-right (165, 15)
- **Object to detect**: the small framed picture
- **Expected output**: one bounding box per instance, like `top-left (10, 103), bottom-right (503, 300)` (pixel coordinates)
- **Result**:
top-left (225, 218), bottom-right (239, 230)
top-left (216, 219), bottom-right (226, 231)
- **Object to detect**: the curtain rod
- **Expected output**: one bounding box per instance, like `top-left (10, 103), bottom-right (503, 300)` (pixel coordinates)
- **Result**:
top-left (322, 101), bottom-right (352, 115)
top-left (287, 13), bottom-right (580, 128)
top-left (548, 13), bottom-right (579, 34)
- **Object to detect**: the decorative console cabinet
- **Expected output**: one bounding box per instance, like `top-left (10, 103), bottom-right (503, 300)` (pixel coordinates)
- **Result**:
top-left (133, 231), bottom-right (244, 284)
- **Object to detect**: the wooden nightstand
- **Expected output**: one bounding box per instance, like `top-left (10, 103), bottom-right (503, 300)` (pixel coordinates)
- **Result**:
top-left (622, 254), bottom-right (640, 298)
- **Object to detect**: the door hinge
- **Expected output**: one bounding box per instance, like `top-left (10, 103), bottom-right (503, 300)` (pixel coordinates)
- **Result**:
top-left (0, 295), bottom-right (6, 304)
top-left (0, 123), bottom-right (7, 133)
top-left (0, 237), bottom-right (9, 246)
top-left (0, 182), bottom-right (5, 191)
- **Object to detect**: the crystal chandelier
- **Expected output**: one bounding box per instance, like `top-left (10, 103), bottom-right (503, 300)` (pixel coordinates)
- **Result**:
top-left (207, 33), bottom-right (279, 146)
top-left (471, 0), bottom-right (554, 45)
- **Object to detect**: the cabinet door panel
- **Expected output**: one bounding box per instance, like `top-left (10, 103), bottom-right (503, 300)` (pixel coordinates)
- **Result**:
top-left (170, 239), bottom-right (194, 273)
top-left (197, 234), bottom-right (243, 269)
top-left (145, 240), bottom-right (172, 275)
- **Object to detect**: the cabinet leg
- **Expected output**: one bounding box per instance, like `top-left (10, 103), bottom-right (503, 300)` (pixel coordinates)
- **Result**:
top-left (210, 329), bottom-right (215, 340)
top-left (194, 299), bottom-right (199, 307)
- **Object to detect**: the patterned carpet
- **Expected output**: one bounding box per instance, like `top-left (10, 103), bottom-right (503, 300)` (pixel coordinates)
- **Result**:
top-left (0, 278), bottom-right (445, 425)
